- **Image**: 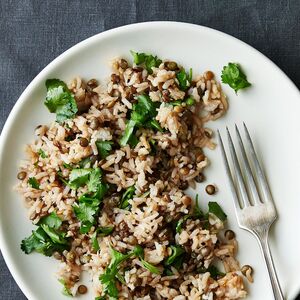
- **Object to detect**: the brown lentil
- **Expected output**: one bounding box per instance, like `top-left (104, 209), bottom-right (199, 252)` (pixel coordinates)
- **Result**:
top-left (17, 171), bottom-right (27, 180)
top-left (180, 167), bottom-right (190, 176)
top-left (111, 89), bottom-right (121, 98)
top-left (119, 59), bottom-right (128, 69)
top-left (53, 251), bottom-right (62, 260)
top-left (195, 173), bottom-right (205, 183)
top-left (79, 137), bottom-right (89, 147)
top-left (178, 180), bottom-right (189, 190)
top-left (205, 184), bottom-right (216, 195)
top-left (165, 61), bottom-right (178, 71)
top-left (205, 71), bottom-right (214, 80)
top-left (78, 285), bottom-right (88, 294)
top-left (86, 78), bottom-right (98, 89)
top-left (196, 153), bottom-right (206, 163)
top-left (111, 74), bottom-right (120, 84)
top-left (224, 229), bottom-right (235, 240)
top-left (182, 195), bottom-right (192, 206)
top-left (89, 118), bottom-right (99, 130)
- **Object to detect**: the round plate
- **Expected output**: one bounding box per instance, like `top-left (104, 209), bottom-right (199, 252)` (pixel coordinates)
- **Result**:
top-left (0, 22), bottom-right (299, 300)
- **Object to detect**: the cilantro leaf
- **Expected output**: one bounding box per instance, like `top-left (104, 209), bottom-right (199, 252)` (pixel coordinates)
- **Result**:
top-left (164, 245), bottom-right (185, 266)
top-left (120, 186), bottom-right (135, 209)
top-left (39, 212), bottom-right (62, 229)
top-left (119, 120), bottom-right (137, 147)
top-left (221, 62), bottom-right (251, 93)
top-left (193, 194), bottom-right (204, 219)
top-left (38, 149), bottom-right (47, 158)
top-left (91, 226), bottom-right (114, 252)
top-left (140, 258), bottom-right (161, 274)
top-left (87, 168), bottom-right (103, 193)
top-left (68, 168), bottom-right (92, 189)
top-left (175, 215), bottom-right (191, 233)
top-left (44, 79), bottom-right (78, 123)
top-left (58, 278), bottom-right (73, 296)
top-left (28, 177), bottom-right (40, 189)
top-left (120, 95), bottom-right (160, 147)
top-left (208, 201), bottom-right (227, 221)
top-left (99, 248), bottom-right (133, 299)
top-left (96, 141), bottom-right (113, 159)
top-left (198, 265), bottom-right (225, 280)
top-left (176, 68), bottom-right (191, 91)
top-left (21, 214), bottom-right (70, 256)
top-left (130, 51), bottom-right (162, 74)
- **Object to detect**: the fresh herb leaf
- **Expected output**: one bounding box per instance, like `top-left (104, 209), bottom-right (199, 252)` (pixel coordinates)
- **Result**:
top-left (97, 226), bottom-right (114, 236)
top-left (79, 156), bottom-right (92, 168)
top-left (198, 265), bottom-right (225, 280)
top-left (99, 247), bottom-right (133, 299)
top-left (208, 202), bottom-right (227, 221)
top-left (130, 50), bottom-right (146, 65)
top-left (21, 215), bottom-right (70, 256)
top-left (95, 297), bottom-right (106, 300)
top-left (120, 186), bottom-right (135, 209)
top-left (92, 226), bottom-right (114, 251)
top-left (221, 63), bottom-right (251, 93)
top-left (131, 245), bottom-right (161, 274)
top-left (119, 120), bottom-right (137, 147)
top-left (38, 149), bottom-right (47, 158)
top-left (87, 168), bottom-right (103, 193)
top-left (120, 95), bottom-right (160, 147)
top-left (57, 171), bottom-right (68, 185)
top-left (175, 215), bottom-right (191, 233)
top-left (39, 212), bottom-right (62, 229)
top-left (193, 194), bottom-right (204, 219)
top-left (185, 96), bottom-right (195, 106)
top-left (96, 140), bottom-right (113, 159)
top-left (28, 177), bottom-right (40, 189)
top-left (68, 168), bottom-right (92, 189)
top-left (58, 278), bottom-right (73, 296)
top-left (130, 51), bottom-right (162, 74)
top-left (140, 258), bottom-right (161, 274)
top-left (40, 224), bottom-right (68, 245)
top-left (176, 69), bottom-right (191, 91)
top-left (44, 79), bottom-right (78, 123)
top-left (63, 162), bottom-right (72, 169)
top-left (164, 245), bottom-right (185, 266)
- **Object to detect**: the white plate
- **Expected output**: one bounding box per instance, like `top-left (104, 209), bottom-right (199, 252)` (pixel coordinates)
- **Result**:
top-left (0, 22), bottom-right (299, 300)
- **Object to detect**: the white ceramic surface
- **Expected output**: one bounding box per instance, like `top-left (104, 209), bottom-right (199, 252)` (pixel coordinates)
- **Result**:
top-left (0, 22), bottom-right (299, 300)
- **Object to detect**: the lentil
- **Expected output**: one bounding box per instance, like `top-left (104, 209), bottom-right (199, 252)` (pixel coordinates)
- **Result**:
top-left (120, 59), bottom-right (128, 69)
top-left (111, 74), bottom-right (120, 84)
top-left (78, 284), bottom-right (88, 294)
top-left (79, 137), bottom-right (89, 147)
top-left (205, 184), bottom-right (216, 195)
top-left (195, 173), bottom-right (205, 183)
top-left (89, 118), bottom-right (99, 130)
top-left (17, 171), bottom-right (27, 180)
top-left (224, 229), bottom-right (235, 240)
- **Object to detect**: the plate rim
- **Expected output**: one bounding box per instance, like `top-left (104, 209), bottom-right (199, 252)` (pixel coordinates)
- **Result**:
top-left (0, 21), bottom-right (299, 300)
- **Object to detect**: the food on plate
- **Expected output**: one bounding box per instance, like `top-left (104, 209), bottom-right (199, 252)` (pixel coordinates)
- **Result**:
top-left (221, 62), bottom-right (251, 94)
top-left (16, 51), bottom-right (252, 299)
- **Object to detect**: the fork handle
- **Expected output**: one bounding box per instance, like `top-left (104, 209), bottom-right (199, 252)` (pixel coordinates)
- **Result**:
top-left (255, 227), bottom-right (284, 300)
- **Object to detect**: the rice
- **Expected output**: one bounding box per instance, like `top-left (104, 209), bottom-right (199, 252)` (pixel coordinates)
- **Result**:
top-left (16, 54), bottom-right (251, 299)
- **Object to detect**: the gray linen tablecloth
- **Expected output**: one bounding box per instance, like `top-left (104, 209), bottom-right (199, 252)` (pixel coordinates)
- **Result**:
top-left (0, 1), bottom-right (299, 299)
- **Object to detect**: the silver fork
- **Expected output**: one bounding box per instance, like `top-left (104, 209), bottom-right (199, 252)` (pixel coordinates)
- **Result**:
top-left (217, 123), bottom-right (284, 300)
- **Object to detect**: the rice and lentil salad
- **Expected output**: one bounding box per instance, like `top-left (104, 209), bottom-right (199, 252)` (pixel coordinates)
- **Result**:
top-left (16, 51), bottom-right (253, 299)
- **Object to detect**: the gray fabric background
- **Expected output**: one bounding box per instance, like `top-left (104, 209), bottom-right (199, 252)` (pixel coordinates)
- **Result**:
top-left (0, 0), bottom-right (299, 299)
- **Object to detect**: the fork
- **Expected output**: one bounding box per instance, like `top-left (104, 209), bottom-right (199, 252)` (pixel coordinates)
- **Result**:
top-left (217, 123), bottom-right (284, 300)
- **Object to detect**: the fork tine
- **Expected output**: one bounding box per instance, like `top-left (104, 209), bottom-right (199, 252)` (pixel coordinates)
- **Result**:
top-left (235, 124), bottom-right (262, 205)
top-left (217, 130), bottom-right (241, 210)
top-left (243, 123), bottom-right (273, 203)
top-left (226, 127), bottom-right (251, 208)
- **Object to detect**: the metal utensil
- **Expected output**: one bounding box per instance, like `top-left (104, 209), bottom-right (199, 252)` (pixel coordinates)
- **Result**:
top-left (217, 123), bottom-right (284, 300)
